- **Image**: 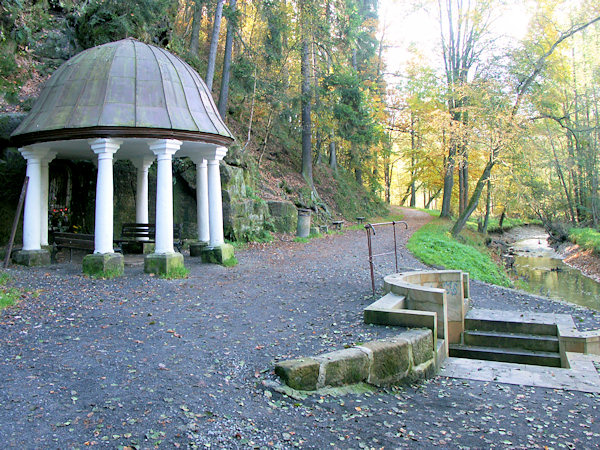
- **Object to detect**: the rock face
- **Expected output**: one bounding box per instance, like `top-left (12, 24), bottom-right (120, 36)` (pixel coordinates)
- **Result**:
top-left (220, 163), bottom-right (270, 241)
top-left (267, 201), bottom-right (298, 233)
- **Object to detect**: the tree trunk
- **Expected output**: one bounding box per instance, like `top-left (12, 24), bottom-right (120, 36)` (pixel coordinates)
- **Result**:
top-left (205, 0), bottom-right (224, 91)
top-left (441, 143), bottom-right (455, 217)
top-left (190, 0), bottom-right (203, 56)
top-left (329, 136), bottom-right (337, 173)
top-left (451, 152), bottom-right (496, 236)
top-left (217, 0), bottom-right (236, 118)
top-left (482, 178), bottom-right (491, 234)
top-left (425, 187), bottom-right (442, 209)
top-left (301, 37), bottom-right (313, 184)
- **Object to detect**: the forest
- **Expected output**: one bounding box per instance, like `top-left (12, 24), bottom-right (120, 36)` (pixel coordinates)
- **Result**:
top-left (1, 0), bottom-right (600, 240)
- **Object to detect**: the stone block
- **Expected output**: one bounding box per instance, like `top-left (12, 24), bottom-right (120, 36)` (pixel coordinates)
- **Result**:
top-left (200, 243), bottom-right (235, 265)
top-left (275, 358), bottom-right (320, 391)
top-left (360, 338), bottom-right (411, 386)
top-left (144, 252), bottom-right (184, 275)
top-left (83, 253), bottom-right (124, 276)
top-left (13, 249), bottom-right (50, 267)
top-left (400, 329), bottom-right (434, 366)
top-left (189, 241), bottom-right (209, 257)
top-left (267, 200), bottom-right (298, 233)
top-left (316, 348), bottom-right (369, 387)
top-left (310, 226), bottom-right (319, 236)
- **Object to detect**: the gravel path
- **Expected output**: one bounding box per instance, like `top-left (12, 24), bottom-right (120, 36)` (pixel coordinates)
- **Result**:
top-left (1, 208), bottom-right (599, 448)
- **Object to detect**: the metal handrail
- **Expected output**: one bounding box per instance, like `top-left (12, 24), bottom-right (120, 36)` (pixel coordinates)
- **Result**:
top-left (365, 221), bottom-right (408, 295)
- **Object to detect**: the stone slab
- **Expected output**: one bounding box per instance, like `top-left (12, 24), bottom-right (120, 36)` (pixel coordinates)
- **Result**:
top-left (144, 252), bottom-right (184, 275)
top-left (359, 338), bottom-right (410, 386)
top-left (201, 243), bottom-right (235, 265)
top-left (82, 252), bottom-right (124, 276)
top-left (440, 357), bottom-right (600, 393)
top-left (13, 249), bottom-right (50, 267)
top-left (274, 358), bottom-right (320, 391)
top-left (399, 329), bottom-right (434, 366)
top-left (316, 348), bottom-right (370, 387)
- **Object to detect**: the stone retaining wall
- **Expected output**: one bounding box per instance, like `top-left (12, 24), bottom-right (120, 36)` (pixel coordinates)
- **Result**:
top-left (275, 329), bottom-right (435, 391)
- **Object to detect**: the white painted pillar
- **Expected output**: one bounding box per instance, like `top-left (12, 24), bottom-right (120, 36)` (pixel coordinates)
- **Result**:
top-left (190, 156), bottom-right (210, 243)
top-left (205, 147), bottom-right (228, 248)
top-left (131, 156), bottom-right (154, 224)
top-left (90, 138), bottom-right (121, 254)
top-left (149, 139), bottom-right (182, 254)
top-left (19, 148), bottom-right (47, 251)
top-left (40, 152), bottom-right (57, 246)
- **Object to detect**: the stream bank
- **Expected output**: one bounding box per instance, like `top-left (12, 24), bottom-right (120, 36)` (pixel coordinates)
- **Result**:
top-left (491, 226), bottom-right (600, 311)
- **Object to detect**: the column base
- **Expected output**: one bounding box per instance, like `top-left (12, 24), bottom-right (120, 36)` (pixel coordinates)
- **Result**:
top-left (201, 244), bottom-right (236, 266)
top-left (13, 249), bottom-right (50, 267)
top-left (189, 241), bottom-right (209, 257)
top-left (83, 253), bottom-right (124, 277)
top-left (144, 252), bottom-right (185, 275)
top-left (120, 241), bottom-right (155, 254)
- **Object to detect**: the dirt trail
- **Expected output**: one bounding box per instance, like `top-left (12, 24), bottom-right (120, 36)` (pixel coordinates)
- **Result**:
top-left (0, 209), bottom-right (598, 448)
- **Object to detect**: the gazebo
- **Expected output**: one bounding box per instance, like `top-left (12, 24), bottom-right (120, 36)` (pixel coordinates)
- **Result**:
top-left (10, 38), bottom-right (235, 275)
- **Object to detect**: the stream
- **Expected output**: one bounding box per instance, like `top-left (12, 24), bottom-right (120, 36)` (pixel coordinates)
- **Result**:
top-left (500, 226), bottom-right (600, 311)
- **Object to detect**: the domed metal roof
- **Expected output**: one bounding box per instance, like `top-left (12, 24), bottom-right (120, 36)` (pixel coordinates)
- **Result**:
top-left (11, 38), bottom-right (233, 147)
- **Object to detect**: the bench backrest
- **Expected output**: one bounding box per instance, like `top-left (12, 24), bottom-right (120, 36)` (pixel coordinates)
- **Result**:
top-left (121, 223), bottom-right (156, 239)
top-left (53, 232), bottom-right (95, 249)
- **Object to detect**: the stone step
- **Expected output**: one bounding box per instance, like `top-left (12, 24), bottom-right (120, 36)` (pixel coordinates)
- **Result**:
top-left (463, 330), bottom-right (559, 353)
top-left (464, 310), bottom-right (558, 336)
top-left (449, 344), bottom-right (562, 367)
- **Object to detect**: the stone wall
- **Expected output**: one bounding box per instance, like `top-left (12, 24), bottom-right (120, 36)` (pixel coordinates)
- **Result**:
top-left (275, 329), bottom-right (435, 391)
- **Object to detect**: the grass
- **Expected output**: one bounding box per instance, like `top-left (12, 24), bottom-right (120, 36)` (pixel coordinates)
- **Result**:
top-left (158, 266), bottom-right (191, 279)
top-left (89, 268), bottom-right (123, 279)
top-left (0, 271), bottom-right (21, 310)
top-left (569, 227), bottom-right (600, 254)
top-left (407, 219), bottom-right (511, 287)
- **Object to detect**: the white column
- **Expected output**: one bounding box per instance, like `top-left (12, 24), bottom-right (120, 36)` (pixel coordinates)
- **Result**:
top-left (149, 139), bottom-right (182, 254)
top-left (90, 138), bottom-right (121, 254)
top-left (203, 146), bottom-right (228, 248)
top-left (131, 156), bottom-right (154, 224)
top-left (190, 156), bottom-right (210, 243)
top-left (19, 148), bottom-right (48, 251)
top-left (40, 152), bottom-right (57, 246)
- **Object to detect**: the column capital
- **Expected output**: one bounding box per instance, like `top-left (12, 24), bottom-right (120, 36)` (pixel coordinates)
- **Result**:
top-left (89, 138), bottom-right (122, 155)
top-left (131, 155), bottom-right (155, 171)
top-left (199, 146), bottom-right (228, 162)
top-left (19, 147), bottom-right (51, 162)
top-left (148, 139), bottom-right (182, 158)
top-left (41, 151), bottom-right (57, 165)
top-left (189, 154), bottom-right (207, 166)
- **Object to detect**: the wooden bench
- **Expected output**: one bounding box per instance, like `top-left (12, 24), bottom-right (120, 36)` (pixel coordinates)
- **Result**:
top-left (52, 232), bottom-right (95, 261)
top-left (114, 223), bottom-right (183, 253)
top-left (356, 216), bottom-right (365, 224)
top-left (331, 220), bottom-right (344, 230)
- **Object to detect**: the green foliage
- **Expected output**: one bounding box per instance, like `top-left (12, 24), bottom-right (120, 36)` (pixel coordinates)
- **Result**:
top-left (75, 0), bottom-right (172, 49)
top-left (332, 169), bottom-right (388, 219)
top-left (408, 219), bottom-right (511, 287)
top-left (0, 271), bottom-right (20, 310)
top-left (569, 228), bottom-right (600, 254)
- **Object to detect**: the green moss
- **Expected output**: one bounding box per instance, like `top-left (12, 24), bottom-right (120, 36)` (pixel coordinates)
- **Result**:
top-left (158, 266), bottom-right (190, 279)
top-left (222, 256), bottom-right (238, 267)
top-left (408, 219), bottom-right (511, 287)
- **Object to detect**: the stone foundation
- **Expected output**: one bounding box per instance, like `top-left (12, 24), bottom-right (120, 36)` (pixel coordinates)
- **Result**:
top-left (13, 249), bottom-right (51, 267)
top-left (82, 253), bottom-right (124, 276)
top-left (201, 243), bottom-right (235, 265)
top-left (144, 252), bottom-right (184, 275)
